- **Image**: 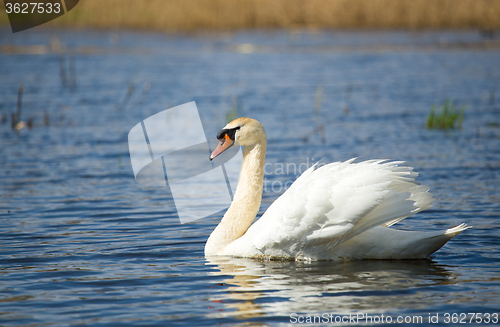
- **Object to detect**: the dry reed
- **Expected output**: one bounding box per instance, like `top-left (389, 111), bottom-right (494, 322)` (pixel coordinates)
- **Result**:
top-left (1, 0), bottom-right (499, 31)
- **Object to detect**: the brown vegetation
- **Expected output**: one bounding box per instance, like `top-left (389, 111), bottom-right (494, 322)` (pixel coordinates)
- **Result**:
top-left (1, 0), bottom-right (499, 31)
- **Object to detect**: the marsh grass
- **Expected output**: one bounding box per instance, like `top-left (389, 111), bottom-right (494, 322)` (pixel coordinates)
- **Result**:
top-left (1, 0), bottom-right (499, 31)
top-left (427, 99), bottom-right (465, 130)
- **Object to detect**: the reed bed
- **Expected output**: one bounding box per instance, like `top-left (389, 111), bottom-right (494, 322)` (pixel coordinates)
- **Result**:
top-left (1, 0), bottom-right (499, 31)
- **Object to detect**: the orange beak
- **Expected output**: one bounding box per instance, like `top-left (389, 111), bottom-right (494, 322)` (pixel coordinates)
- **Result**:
top-left (210, 134), bottom-right (234, 161)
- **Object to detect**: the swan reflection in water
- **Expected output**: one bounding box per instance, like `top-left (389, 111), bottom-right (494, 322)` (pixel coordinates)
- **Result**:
top-left (205, 257), bottom-right (458, 321)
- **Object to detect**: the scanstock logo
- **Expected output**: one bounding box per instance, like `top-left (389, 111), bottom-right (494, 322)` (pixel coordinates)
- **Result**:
top-left (4, 0), bottom-right (80, 33)
top-left (128, 102), bottom-right (242, 224)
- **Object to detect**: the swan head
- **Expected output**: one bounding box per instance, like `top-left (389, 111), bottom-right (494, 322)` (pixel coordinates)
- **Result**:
top-left (210, 117), bottom-right (265, 160)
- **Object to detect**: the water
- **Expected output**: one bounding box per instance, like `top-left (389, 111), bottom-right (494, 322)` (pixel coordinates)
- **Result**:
top-left (0, 28), bottom-right (499, 326)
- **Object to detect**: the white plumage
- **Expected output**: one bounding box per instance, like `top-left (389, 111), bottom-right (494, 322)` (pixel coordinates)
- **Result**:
top-left (206, 118), bottom-right (469, 260)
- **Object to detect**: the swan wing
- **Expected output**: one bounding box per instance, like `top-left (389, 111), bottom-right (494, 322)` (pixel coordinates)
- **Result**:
top-left (227, 159), bottom-right (433, 259)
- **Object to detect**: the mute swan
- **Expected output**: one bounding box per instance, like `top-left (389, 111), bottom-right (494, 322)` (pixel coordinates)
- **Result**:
top-left (206, 118), bottom-right (469, 260)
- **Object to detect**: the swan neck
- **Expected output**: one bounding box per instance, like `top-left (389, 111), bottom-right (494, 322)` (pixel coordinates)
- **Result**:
top-left (235, 141), bottom-right (266, 202)
top-left (206, 139), bottom-right (266, 255)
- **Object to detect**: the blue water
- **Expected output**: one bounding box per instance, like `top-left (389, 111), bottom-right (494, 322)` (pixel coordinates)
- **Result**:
top-left (0, 28), bottom-right (499, 326)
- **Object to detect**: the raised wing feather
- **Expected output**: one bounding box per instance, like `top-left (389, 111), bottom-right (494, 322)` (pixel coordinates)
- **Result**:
top-left (225, 159), bottom-right (433, 259)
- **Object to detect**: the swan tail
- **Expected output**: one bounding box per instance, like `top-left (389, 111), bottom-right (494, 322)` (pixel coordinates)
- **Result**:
top-left (332, 224), bottom-right (471, 260)
top-left (414, 224), bottom-right (471, 257)
top-left (445, 223), bottom-right (471, 236)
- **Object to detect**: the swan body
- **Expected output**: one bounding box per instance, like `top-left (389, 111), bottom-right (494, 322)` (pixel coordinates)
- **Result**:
top-left (205, 118), bottom-right (469, 260)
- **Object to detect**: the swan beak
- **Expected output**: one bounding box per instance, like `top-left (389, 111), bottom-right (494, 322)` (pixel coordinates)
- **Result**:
top-left (210, 134), bottom-right (234, 161)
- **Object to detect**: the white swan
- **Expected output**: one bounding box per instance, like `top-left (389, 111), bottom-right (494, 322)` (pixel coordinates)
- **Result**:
top-left (205, 117), bottom-right (469, 260)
